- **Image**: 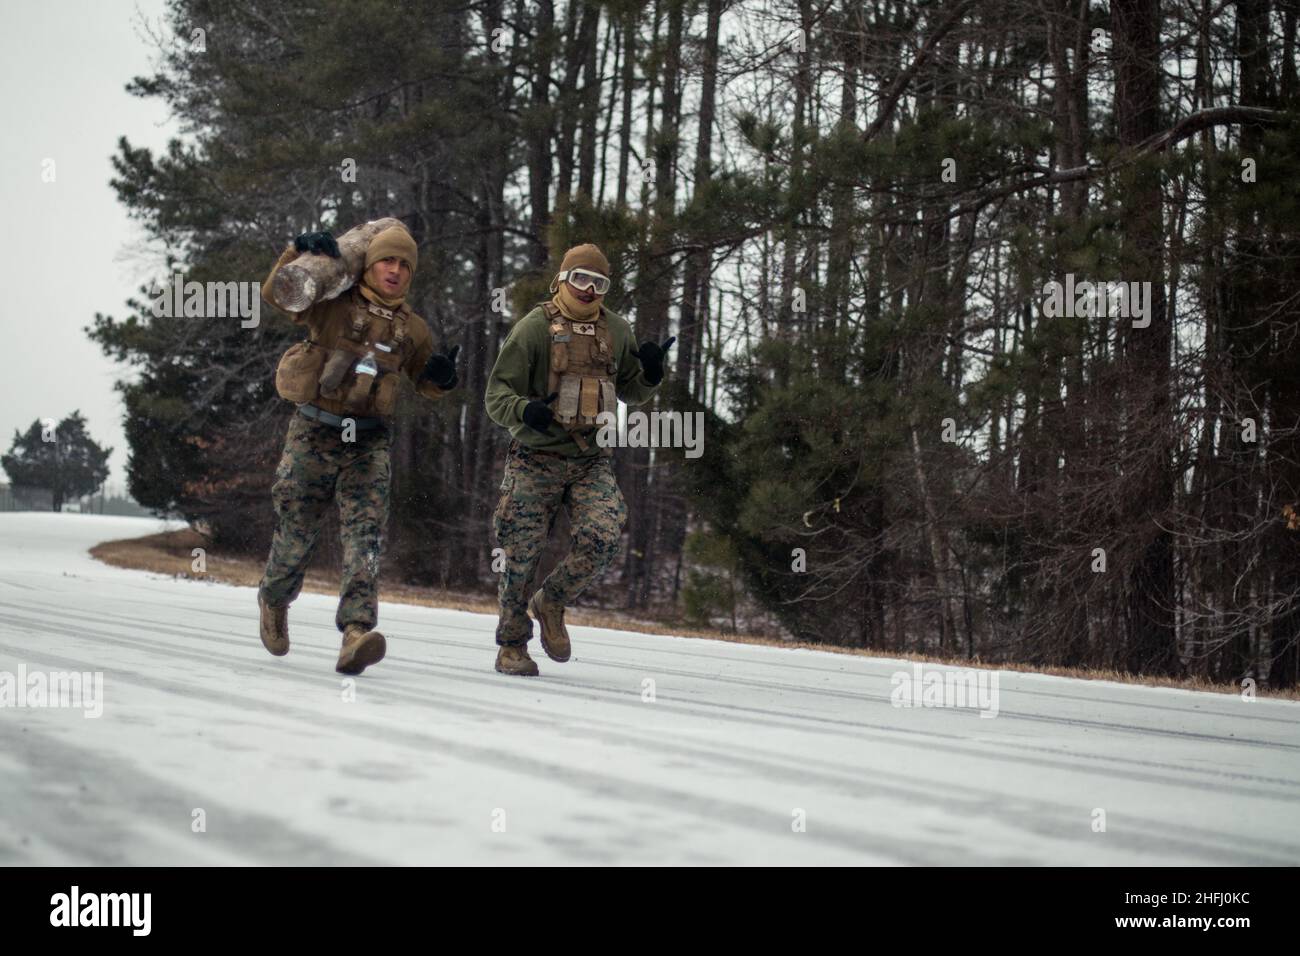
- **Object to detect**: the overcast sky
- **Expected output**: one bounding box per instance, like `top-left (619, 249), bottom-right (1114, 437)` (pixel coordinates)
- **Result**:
top-left (0, 1), bottom-right (178, 496)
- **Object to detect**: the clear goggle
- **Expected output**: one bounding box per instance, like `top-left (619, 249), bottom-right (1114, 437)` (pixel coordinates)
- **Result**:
top-left (558, 268), bottom-right (610, 295)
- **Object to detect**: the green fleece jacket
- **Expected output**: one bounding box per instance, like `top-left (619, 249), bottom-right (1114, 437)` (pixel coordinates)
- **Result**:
top-left (485, 303), bottom-right (660, 457)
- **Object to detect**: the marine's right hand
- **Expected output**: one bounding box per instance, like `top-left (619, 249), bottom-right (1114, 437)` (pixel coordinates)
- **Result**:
top-left (293, 231), bottom-right (340, 257)
top-left (522, 392), bottom-right (560, 433)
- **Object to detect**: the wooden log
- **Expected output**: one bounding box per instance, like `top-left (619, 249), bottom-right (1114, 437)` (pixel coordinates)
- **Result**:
top-left (268, 217), bottom-right (406, 313)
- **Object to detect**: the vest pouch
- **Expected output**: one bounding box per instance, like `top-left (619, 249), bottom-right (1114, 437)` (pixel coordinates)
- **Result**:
top-left (372, 343), bottom-right (405, 374)
top-left (275, 341), bottom-right (325, 404)
top-left (579, 377), bottom-right (600, 420)
top-left (319, 348), bottom-right (355, 393)
top-left (551, 338), bottom-right (569, 374)
top-left (344, 370), bottom-right (376, 412)
top-left (372, 371), bottom-right (399, 415)
top-left (556, 375), bottom-right (581, 422)
top-left (599, 380), bottom-right (616, 415)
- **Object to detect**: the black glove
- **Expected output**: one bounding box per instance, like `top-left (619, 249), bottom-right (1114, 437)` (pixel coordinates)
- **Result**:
top-left (522, 392), bottom-right (559, 433)
top-left (422, 344), bottom-right (460, 389)
top-left (634, 335), bottom-right (676, 385)
top-left (293, 231), bottom-right (340, 257)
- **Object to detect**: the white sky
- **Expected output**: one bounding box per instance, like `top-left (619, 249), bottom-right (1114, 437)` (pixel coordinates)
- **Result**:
top-left (0, 1), bottom-right (178, 496)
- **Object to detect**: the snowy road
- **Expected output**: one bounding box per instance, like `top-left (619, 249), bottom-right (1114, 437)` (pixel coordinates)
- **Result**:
top-left (0, 512), bottom-right (1297, 865)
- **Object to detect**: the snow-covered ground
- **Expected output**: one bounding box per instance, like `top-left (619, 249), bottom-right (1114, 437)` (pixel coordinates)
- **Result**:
top-left (0, 511), bottom-right (1296, 865)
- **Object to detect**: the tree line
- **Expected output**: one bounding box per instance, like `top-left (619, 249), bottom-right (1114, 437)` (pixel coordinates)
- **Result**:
top-left (92, 0), bottom-right (1300, 686)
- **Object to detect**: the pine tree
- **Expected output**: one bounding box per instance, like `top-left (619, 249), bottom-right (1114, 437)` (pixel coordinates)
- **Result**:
top-left (2, 412), bottom-right (112, 512)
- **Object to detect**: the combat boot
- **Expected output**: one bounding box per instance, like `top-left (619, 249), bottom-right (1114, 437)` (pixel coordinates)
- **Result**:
top-left (529, 590), bottom-right (571, 662)
top-left (495, 642), bottom-right (539, 676)
top-left (258, 593), bottom-right (289, 656)
top-left (336, 624), bottom-right (386, 675)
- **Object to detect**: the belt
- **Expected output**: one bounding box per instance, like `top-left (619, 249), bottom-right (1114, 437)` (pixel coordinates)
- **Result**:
top-left (297, 403), bottom-right (384, 430)
top-left (510, 436), bottom-right (607, 460)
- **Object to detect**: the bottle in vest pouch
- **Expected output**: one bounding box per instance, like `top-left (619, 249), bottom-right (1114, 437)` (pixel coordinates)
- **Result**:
top-left (345, 350), bottom-right (379, 409)
top-left (545, 303), bottom-right (617, 441)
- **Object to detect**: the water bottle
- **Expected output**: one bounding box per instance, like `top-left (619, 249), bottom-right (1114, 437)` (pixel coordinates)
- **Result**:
top-left (346, 350), bottom-right (379, 410)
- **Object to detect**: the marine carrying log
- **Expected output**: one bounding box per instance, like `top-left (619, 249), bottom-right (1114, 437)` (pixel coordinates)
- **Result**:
top-left (269, 217), bottom-right (406, 313)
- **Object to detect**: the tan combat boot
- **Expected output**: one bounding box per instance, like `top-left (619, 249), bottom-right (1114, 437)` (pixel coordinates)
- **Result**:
top-left (495, 642), bottom-right (540, 676)
top-left (336, 624), bottom-right (387, 675)
top-left (529, 591), bottom-right (571, 662)
top-left (258, 594), bottom-right (289, 657)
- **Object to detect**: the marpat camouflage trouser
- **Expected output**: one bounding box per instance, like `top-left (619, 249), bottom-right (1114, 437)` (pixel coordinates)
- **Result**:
top-left (259, 414), bottom-right (392, 632)
top-left (492, 442), bottom-right (628, 645)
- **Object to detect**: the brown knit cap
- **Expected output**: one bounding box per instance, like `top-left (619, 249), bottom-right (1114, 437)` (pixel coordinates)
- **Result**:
top-left (365, 225), bottom-right (419, 273)
top-left (560, 243), bottom-right (610, 277)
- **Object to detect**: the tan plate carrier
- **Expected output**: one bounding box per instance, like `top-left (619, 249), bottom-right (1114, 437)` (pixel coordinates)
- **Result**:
top-left (543, 301), bottom-right (617, 450)
top-left (275, 290), bottom-right (414, 416)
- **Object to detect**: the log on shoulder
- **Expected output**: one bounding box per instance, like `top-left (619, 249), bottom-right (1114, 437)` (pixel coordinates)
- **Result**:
top-left (269, 217), bottom-right (406, 312)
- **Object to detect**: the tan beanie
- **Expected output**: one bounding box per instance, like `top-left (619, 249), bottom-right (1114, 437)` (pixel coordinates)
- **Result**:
top-left (559, 243), bottom-right (610, 277)
top-left (365, 225), bottom-right (419, 273)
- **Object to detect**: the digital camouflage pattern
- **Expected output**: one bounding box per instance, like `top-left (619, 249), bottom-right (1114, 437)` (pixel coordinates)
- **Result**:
top-left (492, 441), bottom-right (627, 644)
top-left (259, 414), bottom-right (392, 632)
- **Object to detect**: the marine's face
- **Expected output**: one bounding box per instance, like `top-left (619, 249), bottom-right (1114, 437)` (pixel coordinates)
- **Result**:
top-left (367, 256), bottom-right (411, 298)
top-left (566, 279), bottom-right (601, 305)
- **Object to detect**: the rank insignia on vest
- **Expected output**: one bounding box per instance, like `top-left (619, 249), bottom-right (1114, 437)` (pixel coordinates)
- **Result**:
top-left (572, 322), bottom-right (596, 336)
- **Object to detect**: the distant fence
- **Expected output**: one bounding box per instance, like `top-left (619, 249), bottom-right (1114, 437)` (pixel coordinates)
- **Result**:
top-left (0, 485), bottom-right (153, 517)
top-left (0, 485), bottom-right (53, 511)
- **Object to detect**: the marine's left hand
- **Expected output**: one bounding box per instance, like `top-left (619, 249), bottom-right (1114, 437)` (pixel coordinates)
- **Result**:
top-left (634, 336), bottom-right (675, 385)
